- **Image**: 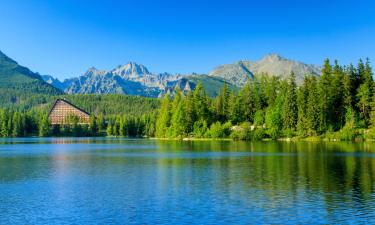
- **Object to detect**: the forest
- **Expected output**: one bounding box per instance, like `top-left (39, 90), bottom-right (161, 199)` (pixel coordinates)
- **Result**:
top-left (0, 58), bottom-right (374, 141)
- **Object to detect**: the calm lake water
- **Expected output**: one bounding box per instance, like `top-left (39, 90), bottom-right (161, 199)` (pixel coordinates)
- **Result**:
top-left (1, 138), bottom-right (375, 224)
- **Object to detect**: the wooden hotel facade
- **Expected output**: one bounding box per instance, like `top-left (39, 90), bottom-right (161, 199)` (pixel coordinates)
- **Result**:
top-left (48, 99), bottom-right (90, 125)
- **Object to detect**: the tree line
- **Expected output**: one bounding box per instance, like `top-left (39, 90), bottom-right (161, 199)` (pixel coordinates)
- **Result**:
top-left (155, 58), bottom-right (375, 140)
top-left (0, 58), bottom-right (374, 140)
top-left (0, 110), bottom-right (157, 137)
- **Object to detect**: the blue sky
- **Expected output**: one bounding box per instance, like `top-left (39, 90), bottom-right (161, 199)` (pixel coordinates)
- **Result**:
top-left (0, 0), bottom-right (374, 80)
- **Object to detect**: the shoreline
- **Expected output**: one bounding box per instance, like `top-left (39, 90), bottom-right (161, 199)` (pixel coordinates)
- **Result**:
top-left (1, 136), bottom-right (375, 142)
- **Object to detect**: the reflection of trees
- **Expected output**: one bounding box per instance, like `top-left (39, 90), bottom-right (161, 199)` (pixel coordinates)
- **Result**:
top-left (152, 140), bottom-right (375, 218)
top-left (1, 139), bottom-right (375, 220)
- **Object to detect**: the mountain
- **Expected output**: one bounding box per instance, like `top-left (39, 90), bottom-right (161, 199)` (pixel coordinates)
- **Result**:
top-left (209, 54), bottom-right (321, 85)
top-left (208, 61), bottom-right (255, 86)
top-left (39, 53), bottom-right (321, 97)
top-left (62, 63), bottom-right (179, 97)
top-left (44, 62), bottom-right (233, 97)
top-left (0, 50), bottom-right (323, 100)
top-left (0, 50), bottom-right (62, 103)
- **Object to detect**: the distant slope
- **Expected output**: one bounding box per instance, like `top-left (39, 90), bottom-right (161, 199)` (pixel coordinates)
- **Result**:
top-left (177, 74), bottom-right (239, 96)
top-left (209, 54), bottom-right (321, 85)
top-left (0, 50), bottom-right (62, 106)
top-left (208, 61), bottom-right (255, 86)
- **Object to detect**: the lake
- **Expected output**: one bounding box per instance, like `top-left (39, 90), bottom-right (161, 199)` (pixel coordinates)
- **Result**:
top-left (0, 138), bottom-right (375, 224)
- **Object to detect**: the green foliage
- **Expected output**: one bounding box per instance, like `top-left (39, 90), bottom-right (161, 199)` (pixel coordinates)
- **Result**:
top-left (254, 110), bottom-right (265, 126)
top-left (1, 57), bottom-right (374, 140)
top-left (38, 114), bottom-right (50, 137)
top-left (230, 122), bottom-right (266, 141)
top-left (156, 94), bottom-right (171, 137)
top-left (193, 119), bottom-right (208, 138)
top-left (207, 121), bottom-right (232, 138)
top-left (282, 72), bottom-right (298, 131)
top-left (230, 122), bottom-right (252, 140)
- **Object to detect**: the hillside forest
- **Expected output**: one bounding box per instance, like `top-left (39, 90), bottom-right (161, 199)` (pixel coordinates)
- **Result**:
top-left (1, 58), bottom-right (375, 141)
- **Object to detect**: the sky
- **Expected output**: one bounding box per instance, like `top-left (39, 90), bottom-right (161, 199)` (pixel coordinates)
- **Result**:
top-left (0, 0), bottom-right (375, 80)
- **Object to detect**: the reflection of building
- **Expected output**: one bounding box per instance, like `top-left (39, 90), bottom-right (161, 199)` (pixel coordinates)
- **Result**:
top-left (48, 99), bottom-right (90, 125)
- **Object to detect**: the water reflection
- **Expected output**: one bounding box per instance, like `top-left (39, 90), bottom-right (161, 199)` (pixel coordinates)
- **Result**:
top-left (0, 138), bottom-right (375, 224)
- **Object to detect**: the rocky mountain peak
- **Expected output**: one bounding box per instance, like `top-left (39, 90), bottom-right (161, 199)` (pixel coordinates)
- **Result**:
top-left (112, 62), bottom-right (150, 78)
top-left (84, 67), bottom-right (107, 77)
top-left (260, 54), bottom-right (285, 62)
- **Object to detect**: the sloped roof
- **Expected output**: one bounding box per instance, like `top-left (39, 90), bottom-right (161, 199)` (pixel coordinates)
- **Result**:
top-left (48, 98), bottom-right (90, 117)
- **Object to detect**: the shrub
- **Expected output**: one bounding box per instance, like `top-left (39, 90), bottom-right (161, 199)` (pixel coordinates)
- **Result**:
top-left (266, 127), bottom-right (280, 140)
top-left (230, 122), bottom-right (252, 140)
top-left (207, 121), bottom-right (232, 138)
top-left (208, 122), bottom-right (224, 138)
top-left (193, 119), bottom-right (208, 138)
top-left (325, 126), bottom-right (358, 141)
top-left (254, 110), bottom-right (265, 126)
top-left (253, 128), bottom-right (266, 140)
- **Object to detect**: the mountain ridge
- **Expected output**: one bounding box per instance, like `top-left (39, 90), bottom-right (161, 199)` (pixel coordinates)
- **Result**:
top-left (209, 54), bottom-right (321, 85)
top-left (0, 50), bottom-right (321, 98)
top-left (0, 50), bottom-right (62, 99)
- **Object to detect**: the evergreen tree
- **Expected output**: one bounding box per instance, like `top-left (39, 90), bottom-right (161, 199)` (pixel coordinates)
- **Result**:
top-left (282, 72), bottom-right (298, 131)
top-left (89, 115), bottom-right (98, 136)
top-left (238, 81), bottom-right (260, 123)
top-left (356, 58), bottom-right (373, 126)
top-left (12, 112), bottom-right (21, 137)
top-left (318, 58), bottom-right (333, 131)
top-left (215, 82), bottom-right (230, 122)
top-left (370, 86), bottom-right (375, 127)
top-left (184, 91), bottom-right (196, 133)
top-left (357, 83), bottom-right (372, 126)
top-left (170, 91), bottom-right (188, 138)
top-left (297, 77), bottom-right (308, 135)
top-left (228, 92), bottom-right (242, 124)
top-left (0, 110), bottom-right (9, 137)
top-left (305, 76), bottom-right (320, 135)
top-left (193, 82), bottom-right (210, 123)
top-left (364, 58), bottom-right (373, 85)
top-left (106, 121), bottom-right (113, 136)
top-left (156, 94), bottom-right (171, 137)
top-left (331, 60), bottom-right (345, 129)
top-left (119, 117), bottom-right (126, 136)
top-left (97, 113), bottom-right (105, 134)
top-left (38, 114), bottom-right (50, 137)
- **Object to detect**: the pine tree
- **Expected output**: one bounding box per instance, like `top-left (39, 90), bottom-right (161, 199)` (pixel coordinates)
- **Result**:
top-left (0, 110), bottom-right (8, 137)
top-left (356, 58), bottom-right (373, 127)
top-left (331, 60), bottom-right (345, 129)
top-left (318, 58), bottom-right (333, 131)
top-left (370, 85), bottom-right (375, 127)
top-left (228, 92), bottom-right (241, 124)
top-left (238, 81), bottom-right (260, 123)
top-left (357, 59), bottom-right (366, 84)
top-left (38, 114), bottom-right (50, 137)
top-left (184, 91), bottom-right (196, 133)
top-left (357, 83), bottom-right (371, 126)
top-left (119, 117), bottom-right (125, 136)
top-left (364, 58), bottom-right (373, 85)
top-left (193, 82), bottom-right (210, 122)
top-left (297, 77), bottom-right (308, 136)
top-left (106, 121), bottom-right (113, 136)
top-left (156, 94), bottom-right (171, 137)
top-left (170, 91), bottom-right (188, 138)
top-left (97, 113), bottom-right (105, 134)
top-left (215, 82), bottom-right (230, 122)
top-left (305, 76), bottom-right (320, 135)
top-left (89, 115), bottom-right (98, 136)
top-left (12, 112), bottom-right (21, 137)
top-left (282, 72), bottom-right (298, 131)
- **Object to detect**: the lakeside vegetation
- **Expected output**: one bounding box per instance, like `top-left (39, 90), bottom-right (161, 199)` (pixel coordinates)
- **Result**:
top-left (1, 58), bottom-right (375, 141)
